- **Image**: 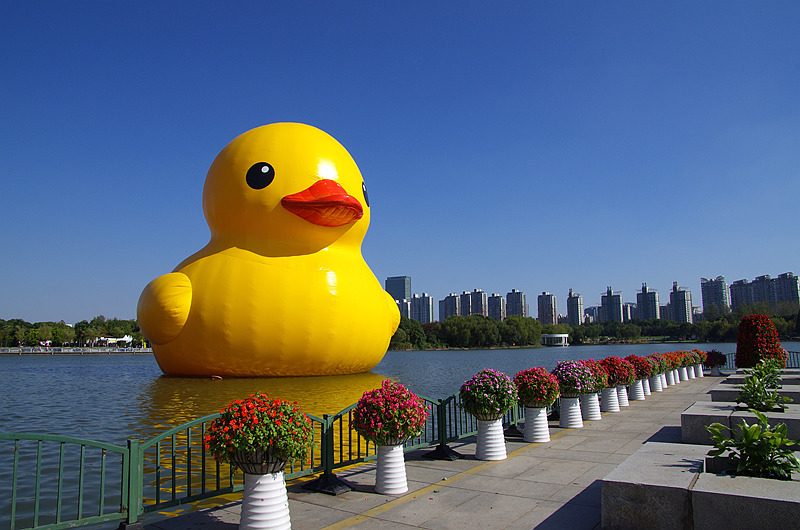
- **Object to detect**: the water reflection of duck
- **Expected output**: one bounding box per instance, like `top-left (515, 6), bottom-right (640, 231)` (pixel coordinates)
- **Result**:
top-left (137, 123), bottom-right (399, 377)
top-left (134, 372), bottom-right (390, 439)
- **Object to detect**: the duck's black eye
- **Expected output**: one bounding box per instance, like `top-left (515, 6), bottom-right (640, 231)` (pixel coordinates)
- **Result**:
top-left (362, 181), bottom-right (369, 207)
top-left (246, 162), bottom-right (275, 190)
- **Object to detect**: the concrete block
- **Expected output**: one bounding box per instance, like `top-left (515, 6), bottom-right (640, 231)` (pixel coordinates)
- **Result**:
top-left (602, 443), bottom-right (705, 530)
top-left (729, 404), bottom-right (800, 441)
top-left (722, 373), bottom-right (800, 385)
top-left (710, 383), bottom-right (800, 404)
top-left (680, 402), bottom-right (734, 445)
top-left (692, 473), bottom-right (800, 529)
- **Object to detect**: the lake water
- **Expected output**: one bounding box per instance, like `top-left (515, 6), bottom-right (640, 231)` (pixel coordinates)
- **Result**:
top-left (5, 342), bottom-right (796, 445)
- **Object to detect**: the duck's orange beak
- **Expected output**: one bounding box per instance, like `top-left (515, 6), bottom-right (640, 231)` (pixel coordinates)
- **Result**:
top-left (281, 179), bottom-right (363, 227)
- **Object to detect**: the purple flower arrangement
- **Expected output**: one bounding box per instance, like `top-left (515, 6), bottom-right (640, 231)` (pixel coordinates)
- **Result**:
top-left (352, 380), bottom-right (429, 446)
top-left (551, 360), bottom-right (595, 397)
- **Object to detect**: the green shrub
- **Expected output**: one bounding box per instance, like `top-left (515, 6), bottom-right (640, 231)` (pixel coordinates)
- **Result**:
top-left (706, 409), bottom-right (799, 480)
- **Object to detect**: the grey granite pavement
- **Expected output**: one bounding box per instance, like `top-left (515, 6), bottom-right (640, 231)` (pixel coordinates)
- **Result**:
top-left (142, 374), bottom-right (722, 530)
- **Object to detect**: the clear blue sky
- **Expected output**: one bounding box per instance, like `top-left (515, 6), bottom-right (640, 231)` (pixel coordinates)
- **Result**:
top-left (2, 2), bottom-right (798, 324)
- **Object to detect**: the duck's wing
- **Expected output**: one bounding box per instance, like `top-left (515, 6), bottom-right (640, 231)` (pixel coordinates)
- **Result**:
top-left (137, 272), bottom-right (192, 345)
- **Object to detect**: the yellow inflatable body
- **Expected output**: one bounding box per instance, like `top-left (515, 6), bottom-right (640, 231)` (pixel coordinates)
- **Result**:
top-left (137, 123), bottom-right (400, 376)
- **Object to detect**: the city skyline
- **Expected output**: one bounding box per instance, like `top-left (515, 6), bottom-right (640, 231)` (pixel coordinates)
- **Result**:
top-left (2, 3), bottom-right (798, 325)
top-left (391, 270), bottom-right (798, 323)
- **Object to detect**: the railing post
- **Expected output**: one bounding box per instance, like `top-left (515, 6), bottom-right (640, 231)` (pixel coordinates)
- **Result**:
top-left (118, 438), bottom-right (145, 529)
top-left (422, 398), bottom-right (461, 460)
top-left (301, 414), bottom-right (351, 495)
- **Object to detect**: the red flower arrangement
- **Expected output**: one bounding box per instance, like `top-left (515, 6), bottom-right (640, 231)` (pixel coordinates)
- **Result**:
top-left (513, 367), bottom-right (560, 407)
top-left (704, 349), bottom-right (727, 369)
top-left (352, 380), bottom-right (429, 445)
top-left (736, 314), bottom-right (786, 368)
top-left (204, 393), bottom-right (315, 470)
top-left (580, 359), bottom-right (609, 392)
top-left (599, 357), bottom-right (635, 387)
top-left (624, 355), bottom-right (652, 380)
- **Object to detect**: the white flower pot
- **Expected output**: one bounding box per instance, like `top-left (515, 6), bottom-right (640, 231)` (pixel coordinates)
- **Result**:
top-left (580, 393), bottom-right (602, 421)
top-left (601, 387), bottom-right (620, 412)
top-left (642, 378), bottom-right (651, 396)
top-left (710, 366), bottom-right (723, 377)
top-left (665, 370), bottom-right (676, 386)
top-left (240, 472), bottom-right (291, 529)
top-left (660, 372), bottom-right (668, 388)
top-left (649, 375), bottom-right (663, 392)
top-left (476, 419), bottom-right (507, 460)
top-left (559, 396), bottom-right (583, 428)
top-left (629, 380), bottom-right (645, 401)
top-left (695, 364), bottom-right (705, 378)
top-left (679, 366), bottom-right (689, 381)
top-left (617, 385), bottom-right (630, 407)
top-left (375, 444), bottom-right (408, 495)
top-left (523, 406), bottom-right (550, 443)
top-left (687, 365), bottom-right (696, 379)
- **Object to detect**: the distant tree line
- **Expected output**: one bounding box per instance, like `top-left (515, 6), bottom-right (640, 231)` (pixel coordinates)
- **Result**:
top-left (389, 301), bottom-right (800, 350)
top-left (0, 316), bottom-right (145, 347)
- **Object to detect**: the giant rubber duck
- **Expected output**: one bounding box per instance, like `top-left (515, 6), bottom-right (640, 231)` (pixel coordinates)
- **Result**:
top-left (137, 123), bottom-right (400, 377)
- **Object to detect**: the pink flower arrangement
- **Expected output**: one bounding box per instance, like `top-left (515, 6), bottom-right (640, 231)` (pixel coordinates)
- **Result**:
top-left (580, 359), bottom-right (609, 392)
top-left (513, 367), bottom-right (560, 407)
top-left (460, 369), bottom-right (518, 420)
top-left (352, 380), bottom-right (429, 445)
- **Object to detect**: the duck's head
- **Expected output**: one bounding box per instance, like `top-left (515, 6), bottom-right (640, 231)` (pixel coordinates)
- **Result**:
top-left (202, 123), bottom-right (371, 255)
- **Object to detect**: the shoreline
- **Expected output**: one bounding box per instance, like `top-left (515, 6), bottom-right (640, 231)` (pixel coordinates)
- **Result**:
top-left (0, 347), bottom-right (153, 355)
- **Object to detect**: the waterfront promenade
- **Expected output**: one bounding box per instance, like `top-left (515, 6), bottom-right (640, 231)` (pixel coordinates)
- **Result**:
top-left (142, 374), bottom-right (722, 530)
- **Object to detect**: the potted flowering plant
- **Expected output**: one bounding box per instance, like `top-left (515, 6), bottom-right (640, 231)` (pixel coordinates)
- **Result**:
top-left (460, 368), bottom-right (518, 420)
top-left (513, 367), bottom-right (560, 408)
top-left (736, 314), bottom-right (786, 368)
top-left (551, 360), bottom-right (595, 397)
top-left (705, 349), bottom-right (727, 376)
top-left (624, 355), bottom-right (651, 400)
top-left (352, 380), bottom-right (429, 445)
top-left (460, 369), bottom-right (517, 460)
top-left (578, 359), bottom-right (607, 421)
top-left (352, 380), bottom-right (428, 495)
top-left (552, 361), bottom-right (594, 429)
top-left (691, 349), bottom-right (708, 378)
top-left (644, 354), bottom-right (665, 392)
top-left (600, 357), bottom-right (635, 408)
top-left (204, 393), bottom-right (314, 529)
top-left (205, 393), bottom-right (314, 473)
top-left (514, 367), bottom-right (559, 442)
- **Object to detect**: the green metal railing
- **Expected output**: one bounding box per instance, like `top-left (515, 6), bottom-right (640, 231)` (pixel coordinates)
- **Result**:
top-left (1, 391), bottom-right (528, 529)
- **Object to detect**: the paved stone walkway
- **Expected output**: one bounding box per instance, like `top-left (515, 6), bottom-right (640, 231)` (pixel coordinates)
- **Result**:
top-left (142, 375), bottom-right (722, 530)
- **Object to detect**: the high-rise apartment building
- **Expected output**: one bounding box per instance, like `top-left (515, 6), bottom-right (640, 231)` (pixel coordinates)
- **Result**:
top-left (700, 276), bottom-right (731, 313)
top-left (385, 276), bottom-right (411, 302)
top-left (600, 287), bottom-right (623, 322)
top-left (396, 299), bottom-right (410, 319)
top-left (506, 289), bottom-right (527, 318)
top-left (439, 293), bottom-right (460, 321)
top-left (537, 292), bottom-right (557, 325)
top-left (775, 272), bottom-right (800, 304)
top-left (488, 293), bottom-right (506, 321)
top-left (584, 306), bottom-right (600, 323)
top-left (622, 303), bottom-right (636, 322)
top-left (751, 275), bottom-right (776, 306)
top-left (471, 289), bottom-right (488, 316)
top-left (636, 283), bottom-right (660, 320)
top-left (566, 289), bottom-right (583, 327)
top-left (730, 279), bottom-right (754, 309)
top-left (667, 281), bottom-right (693, 324)
top-left (410, 293), bottom-right (434, 324)
top-left (460, 289), bottom-right (487, 316)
